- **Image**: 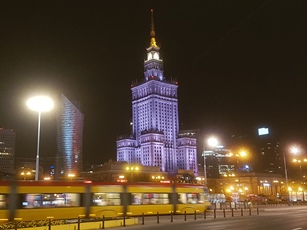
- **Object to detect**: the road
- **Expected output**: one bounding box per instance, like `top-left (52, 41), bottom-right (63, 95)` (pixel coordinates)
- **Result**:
top-left (104, 206), bottom-right (307, 230)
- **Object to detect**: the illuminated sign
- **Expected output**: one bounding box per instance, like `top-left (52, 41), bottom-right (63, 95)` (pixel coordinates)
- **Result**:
top-left (258, 127), bottom-right (269, 136)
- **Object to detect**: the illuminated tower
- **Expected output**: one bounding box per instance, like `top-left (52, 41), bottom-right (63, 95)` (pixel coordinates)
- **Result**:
top-left (117, 10), bottom-right (198, 174)
top-left (0, 128), bottom-right (16, 175)
top-left (56, 94), bottom-right (84, 179)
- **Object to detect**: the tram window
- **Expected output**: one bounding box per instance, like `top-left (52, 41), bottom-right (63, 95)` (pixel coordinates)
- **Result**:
top-left (0, 195), bottom-right (6, 209)
top-left (93, 193), bottom-right (121, 206)
top-left (131, 193), bottom-right (170, 205)
top-left (178, 193), bottom-right (204, 204)
top-left (131, 193), bottom-right (142, 204)
top-left (198, 193), bottom-right (205, 203)
top-left (22, 193), bottom-right (80, 208)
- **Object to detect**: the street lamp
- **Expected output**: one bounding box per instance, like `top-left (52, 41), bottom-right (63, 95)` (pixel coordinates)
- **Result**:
top-left (236, 150), bottom-right (247, 173)
top-left (292, 159), bottom-right (307, 178)
top-left (27, 96), bottom-right (54, 181)
top-left (125, 165), bottom-right (140, 182)
top-left (203, 137), bottom-right (218, 185)
top-left (68, 173), bottom-right (75, 181)
top-left (283, 145), bottom-right (300, 205)
top-left (229, 150), bottom-right (248, 175)
top-left (283, 151), bottom-right (290, 205)
top-left (289, 146), bottom-right (307, 179)
top-left (20, 170), bottom-right (33, 180)
top-left (229, 149), bottom-right (248, 200)
top-left (290, 146), bottom-right (299, 155)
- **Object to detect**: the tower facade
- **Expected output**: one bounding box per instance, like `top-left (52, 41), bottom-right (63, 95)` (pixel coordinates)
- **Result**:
top-left (0, 128), bottom-right (16, 175)
top-left (256, 134), bottom-right (281, 174)
top-left (56, 94), bottom-right (84, 179)
top-left (117, 10), bottom-right (198, 174)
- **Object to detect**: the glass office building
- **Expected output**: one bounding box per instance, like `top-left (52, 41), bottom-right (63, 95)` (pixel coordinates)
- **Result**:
top-left (56, 94), bottom-right (84, 179)
top-left (0, 128), bottom-right (16, 175)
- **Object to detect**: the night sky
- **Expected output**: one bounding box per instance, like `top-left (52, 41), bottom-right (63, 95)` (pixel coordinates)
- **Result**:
top-left (1, 0), bottom-right (307, 167)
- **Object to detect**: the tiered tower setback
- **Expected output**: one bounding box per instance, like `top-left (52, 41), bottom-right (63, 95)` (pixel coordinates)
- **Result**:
top-left (117, 10), bottom-right (198, 175)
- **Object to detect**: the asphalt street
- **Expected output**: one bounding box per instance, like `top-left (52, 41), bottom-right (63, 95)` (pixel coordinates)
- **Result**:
top-left (101, 206), bottom-right (307, 230)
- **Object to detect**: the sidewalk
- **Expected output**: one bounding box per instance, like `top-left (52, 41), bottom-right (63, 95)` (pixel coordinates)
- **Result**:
top-left (94, 215), bottom-right (211, 230)
top-left (93, 209), bottom-right (261, 230)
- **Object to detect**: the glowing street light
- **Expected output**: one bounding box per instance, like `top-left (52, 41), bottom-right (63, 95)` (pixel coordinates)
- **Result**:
top-left (290, 146), bottom-right (300, 155)
top-left (284, 145), bottom-right (301, 205)
top-left (207, 137), bottom-right (218, 148)
top-left (68, 173), bottom-right (75, 181)
top-left (229, 149), bottom-right (248, 173)
top-left (229, 148), bottom-right (249, 197)
top-left (293, 158), bottom-right (307, 178)
top-left (20, 170), bottom-right (32, 180)
top-left (27, 96), bottom-right (54, 181)
top-left (125, 165), bottom-right (141, 182)
top-left (290, 146), bottom-right (306, 179)
top-left (238, 150), bottom-right (247, 157)
top-left (203, 137), bottom-right (218, 185)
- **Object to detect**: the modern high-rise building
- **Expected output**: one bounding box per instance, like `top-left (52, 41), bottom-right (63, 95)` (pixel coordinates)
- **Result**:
top-left (116, 10), bottom-right (198, 175)
top-left (256, 127), bottom-right (282, 175)
top-left (55, 94), bottom-right (84, 179)
top-left (229, 127), bottom-right (282, 175)
top-left (0, 128), bottom-right (16, 175)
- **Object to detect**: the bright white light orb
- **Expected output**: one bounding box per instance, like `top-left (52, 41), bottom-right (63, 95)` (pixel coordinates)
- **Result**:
top-left (207, 137), bottom-right (218, 147)
top-left (290, 146), bottom-right (300, 155)
top-left (27, 96), bottom-right (54, 112)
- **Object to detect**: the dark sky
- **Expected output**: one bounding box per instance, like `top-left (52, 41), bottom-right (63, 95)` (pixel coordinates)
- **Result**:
top-left (1, 0), bottom-right (307, 166)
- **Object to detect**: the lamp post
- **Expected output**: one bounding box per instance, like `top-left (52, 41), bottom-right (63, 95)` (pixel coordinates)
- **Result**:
top-left (292, 158), bottom-right (307, 179)
top-left (236, 150), bottom-right (247, 186)
top-left (284, 147), bottom-right (299, 206)
top-left (27, 96), bottom-right (54, 181)
top-left (125, 165), bottom-right (140, 182)
top-left (229, 149), bottom-right (248, 200)
top-left (283, 151), bottom-right (290, 205)
top-left (283, 146), bottom-right (300, 205)
top-left (284, 153), bottom-right (290, 206)
top-left (203, 137), bottom-right (218, 185)
top-left (229, 150), bottom-right (247, 178)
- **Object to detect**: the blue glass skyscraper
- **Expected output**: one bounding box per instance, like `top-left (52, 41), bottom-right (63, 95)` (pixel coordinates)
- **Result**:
top-left (56, 94), bottom-right (84, 179)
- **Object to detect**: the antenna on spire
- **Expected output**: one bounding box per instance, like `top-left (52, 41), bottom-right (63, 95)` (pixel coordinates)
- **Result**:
top-left (150, 9), bottom-right (157, 47)
top-left (150, 9), bottom-right (155, 38)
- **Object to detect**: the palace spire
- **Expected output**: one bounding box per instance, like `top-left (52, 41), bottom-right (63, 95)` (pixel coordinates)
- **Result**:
top-left (150, 9), bottom-right (157, 48)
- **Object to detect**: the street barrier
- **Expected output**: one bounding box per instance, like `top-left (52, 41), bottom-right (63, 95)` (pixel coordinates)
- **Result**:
top-left (1, 208), bottom-right (262, 230)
